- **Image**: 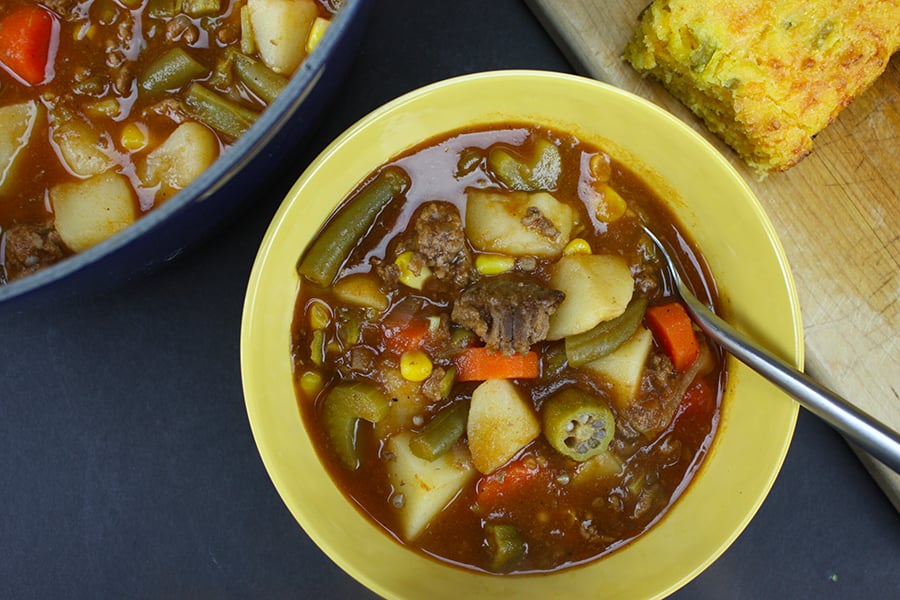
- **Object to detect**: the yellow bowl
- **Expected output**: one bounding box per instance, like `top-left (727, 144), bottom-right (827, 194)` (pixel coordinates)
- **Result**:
top-left (241, 70), bottom-right (802, 599)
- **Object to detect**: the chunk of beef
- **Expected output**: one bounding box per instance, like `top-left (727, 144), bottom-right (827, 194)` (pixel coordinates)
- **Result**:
top-left (451, 276), bottom-right (564, 355)
top-left (377, 202), bottom-right (474, 291)
top-left (413, 202), bottom-right (473, 288)
top-left (521, 205), bottom-right (561, 241)
top-left (2, 224), bottom-right (70, 282)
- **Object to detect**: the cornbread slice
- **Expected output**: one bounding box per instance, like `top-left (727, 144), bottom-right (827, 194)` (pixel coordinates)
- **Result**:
top-left (624, 0), bottom-right (900, 174)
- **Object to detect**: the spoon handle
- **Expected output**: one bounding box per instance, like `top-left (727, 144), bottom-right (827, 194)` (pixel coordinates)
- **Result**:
top-left (682, 293), bottom-right (900, 473)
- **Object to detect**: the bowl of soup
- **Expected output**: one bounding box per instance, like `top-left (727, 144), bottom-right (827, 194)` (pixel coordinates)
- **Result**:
top-left (241, 70), bottom-right (802, 598)
top-left (0, 0), bottom-right (373, 310)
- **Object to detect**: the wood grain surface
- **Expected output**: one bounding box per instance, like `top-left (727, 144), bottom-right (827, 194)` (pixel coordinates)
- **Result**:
top-left (525, 0), bottom-right (899, 509)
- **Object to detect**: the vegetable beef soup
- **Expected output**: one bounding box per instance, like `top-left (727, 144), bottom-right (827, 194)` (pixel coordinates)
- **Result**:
top-left (290, 124), bottom-right (725, 574)
top-left (0, 0), bottom-right (339, 284)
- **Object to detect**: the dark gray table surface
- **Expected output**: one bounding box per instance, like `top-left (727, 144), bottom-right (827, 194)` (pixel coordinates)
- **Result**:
top-left (2, 1), bottom-right (898, 598)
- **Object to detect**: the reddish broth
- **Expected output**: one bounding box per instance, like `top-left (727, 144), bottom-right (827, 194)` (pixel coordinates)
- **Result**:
top-left (0, 0), bottom-right (338, 284)
top-left (291, 124), bottom-right (724, 574)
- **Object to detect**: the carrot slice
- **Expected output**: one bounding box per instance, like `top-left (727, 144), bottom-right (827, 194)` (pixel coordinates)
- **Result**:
top-left (383, 317), bottom-right (430, 354)
top-left (0, 7), bottom-right (58, 86)
top-left (454, 346), bottom-right (540, 381)
top-left (475, 457), bottom-right (542, 507)
top-left (645, 301), bottom-right (700, 372)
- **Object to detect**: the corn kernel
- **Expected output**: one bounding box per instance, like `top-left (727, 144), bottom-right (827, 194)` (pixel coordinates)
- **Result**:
top-left (475, 253), bottom-right (516, 275)
top-left (596, 186), bottom-right (627, 223)
top-left (120, 123), bottom-right (148, 152)
top-left (563, 238), bottom-right (592, 255)
top-left (395, 251), bottom-right (432, 290)
top-left (307, 300), bottom-right (331, 330)
top-left (306, 17), bottom-right (330, 54)
top-left (299, 370), bottom-right (324, 399)
top-left (400, 349), bottom-right (433, 382)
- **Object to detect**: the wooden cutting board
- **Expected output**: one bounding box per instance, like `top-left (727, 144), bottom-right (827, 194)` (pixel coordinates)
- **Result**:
top-left (525, 0), bottom-right (899, 509)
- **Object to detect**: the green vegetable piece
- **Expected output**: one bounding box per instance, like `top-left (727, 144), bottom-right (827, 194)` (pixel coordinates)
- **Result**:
top-left (147, 0), bottom-right (183, 18)
top-left (184, 83), bottom-right (259, 139)
top-left (487, 137), bottom-right (561, 191)
top-left (322, 381), bottom-right (390, 470)
top-left (455, 147), bottom-right (483, 177)
top-left (542, 388), bottom-right (615, 462)
top-left (231, 51), bottom-right (288, 104)
top-left (409, 401), bottom-right (468, 461)
top-left (485, 523), bottom-right (526, 572)
top-left (139, 48), bottom-right (208, 96)
top-left (183, 0), bottom-right (220, 16)
top-left (565, 297), bottom-right (648, 367)
top-left (297, 167), bottom-right (411, 287)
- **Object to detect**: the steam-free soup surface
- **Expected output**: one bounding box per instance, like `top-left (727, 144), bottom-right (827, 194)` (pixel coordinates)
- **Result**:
top-left (291, 123), bottom-right (723, 573)
top-left (0, 0), bottom-right (339, 284)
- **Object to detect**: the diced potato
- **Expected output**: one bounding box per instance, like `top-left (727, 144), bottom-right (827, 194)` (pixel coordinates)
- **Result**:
top-left (582, 326), bottom-right (653, 411)
top-left (467, 379), bottom-right (540, 474)
top-left (374, 366), bottom-right (428, 438)
top-left (52, 119), bottom-right (115, 177)
top-left (0, 101), bottom-right (42, 196)
top-left (50, 172), bottom-right (137, 252)
top-left (332, 273), bottom-right (389, 312)
top-left (139, 122), bottom-right (219, 201)
top-left (545, 254), bottom-right (635, 340)
top-left (573, 449), bottom-right (624, 483)
top-left (384, 431), bottom-right (476, 541)
top-left (248, 0), bottom-right (318, 75)
top-left (465, 189), bottom-right (576, 257)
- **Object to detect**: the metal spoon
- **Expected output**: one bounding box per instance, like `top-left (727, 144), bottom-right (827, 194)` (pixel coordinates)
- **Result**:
top-left (640, 224), bottom-right (900, 473)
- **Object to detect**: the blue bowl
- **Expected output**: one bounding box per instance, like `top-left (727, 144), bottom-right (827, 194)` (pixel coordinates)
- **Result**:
top-left (0, 0), bottom-right (373, 312)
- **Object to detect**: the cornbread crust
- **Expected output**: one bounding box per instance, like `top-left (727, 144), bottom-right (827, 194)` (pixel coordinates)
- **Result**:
top-left (624, 0), bottom-right (900, 174)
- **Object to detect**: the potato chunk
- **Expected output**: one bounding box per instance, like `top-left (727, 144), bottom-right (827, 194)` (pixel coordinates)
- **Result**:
top-left (467, 379), bottom-right (540, 474)
top-left (52, 119), bottom-right (114, 177)
top-left (546, 254), bottom-right (635, 340)
top-left (384, 432), bottom-right (476, 541)
top-left (248, 0), bottom-right (318, 75)
top-left (50, 172), bottom-right (137, 252)
top-left (465, 189), bottom-right (575, 257)
top-left (139, 122), bottom-right (219, 201)
top-left (582, 326), bottom-right (653, 410)
top-left (0, 101), bottom-right (42, 196)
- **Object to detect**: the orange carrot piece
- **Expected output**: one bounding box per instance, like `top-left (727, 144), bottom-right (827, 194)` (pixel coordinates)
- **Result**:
top-left (475, 457), bottom-right (542, 507)
top-left (383, 318), bottom-right (430, 354)
top-left (645, 302), bottom-right (700, 372)
top-left (0, 7), bottom-right (57, 86)
top-left (454, 347), bottom-right (540, 381)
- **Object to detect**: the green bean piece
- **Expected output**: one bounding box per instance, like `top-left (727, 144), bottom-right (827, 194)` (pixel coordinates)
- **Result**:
top-left (147, 0), bottom-right (182, 18)
top-left (455, 147), bottom-right (483, 177)
top-left (184, 83), bottom-right (259, 139)
top-left (336, 309), bottom-right (362, 346)
top-left (322, 381), bottom-right (390, 470)
top-left (183, 0), bottom-right (220, 16)
top-left (139, 48), bottom-right (208, 96)
top-left (438, 367), bottom-right (457, 399)
top-left (408, 401), bottom-right (468, 461)
top-left (310, 329), bottom-right (325, 366)
top-left (487, 137), bottom-right (562, 191)
top-left (231, 51), bottom-right (288, 104)
top-left (542, 388), bottom-right (615, 462)
top-left (240, 6), bottom-right (256, 55)
top-left (565, 297), bottom-right (648, 367)
top-left (297, 167), bottom-right (411, 287)
top-left (485, 523), bottom-right (526, 572)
